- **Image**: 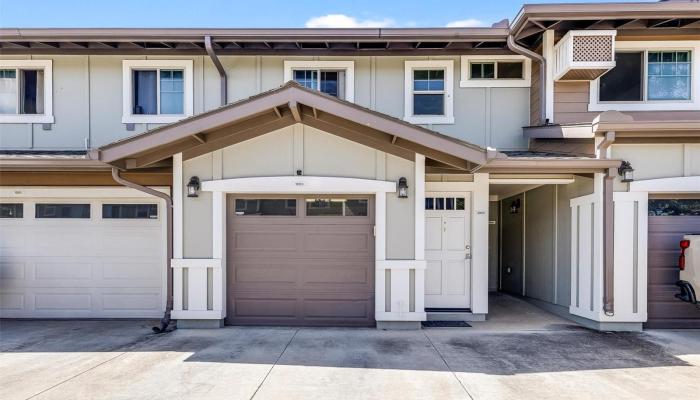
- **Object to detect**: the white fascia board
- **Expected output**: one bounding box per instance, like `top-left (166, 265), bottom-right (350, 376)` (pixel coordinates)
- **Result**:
top-left (201, 176), bottom-right (397, 194)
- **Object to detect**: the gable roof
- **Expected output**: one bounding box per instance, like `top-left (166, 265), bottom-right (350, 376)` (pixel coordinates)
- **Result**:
top-left (97, 81), bottom-right (490, 171)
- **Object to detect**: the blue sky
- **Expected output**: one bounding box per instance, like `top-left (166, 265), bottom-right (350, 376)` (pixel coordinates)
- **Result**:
top-left (0, 0), bottom-right (654, 28)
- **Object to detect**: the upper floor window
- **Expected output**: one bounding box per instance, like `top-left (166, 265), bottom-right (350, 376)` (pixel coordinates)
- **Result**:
top-left (284, 61), bottom-right (354, 102)
top-left (589, 42), bottom-right (699, 112)
top-left (122, 60), bottom-right (193, 124)
top-left (599, 51), bottom-right (691, 102)
top-left (404, 60), bottom-right (454, 124)
top-left (0, 60), bottom-right (53, 124)
top-left (460, 55), bottom-right (531, 88)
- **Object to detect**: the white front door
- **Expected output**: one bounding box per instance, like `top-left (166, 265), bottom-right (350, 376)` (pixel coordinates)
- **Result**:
top-left (425, 192), bottom-right (471, 309)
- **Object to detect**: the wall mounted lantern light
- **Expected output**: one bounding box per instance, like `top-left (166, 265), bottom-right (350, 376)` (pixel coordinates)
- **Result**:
top-left (509, 198), bottom-right (521, 214)
top-left (187, 176), bottom-right (201, 198)
top-left (398, 177), bottom-right (409, 198)
top-left (618, 161), bottom-right (635, 183)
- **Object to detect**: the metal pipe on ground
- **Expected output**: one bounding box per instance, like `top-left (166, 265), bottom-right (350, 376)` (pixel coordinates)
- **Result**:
top-left (112, 167), bottom-right (174, 333)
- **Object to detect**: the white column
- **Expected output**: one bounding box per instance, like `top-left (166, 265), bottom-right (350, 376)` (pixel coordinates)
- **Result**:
top-left (172, 153), bottom-right (184, 311)
top-left (375, 191), bottom-right (387, 316)
top-left (414, 153), bottom-right (425, 261)
top-left (173, 152), bottom-right (183, 258)
top-left (212, 191), bottom-right (226, 315)
top-left (543, 29), bottom-right (555, 123)
top-left (471, 173), bottom-right (490, 314)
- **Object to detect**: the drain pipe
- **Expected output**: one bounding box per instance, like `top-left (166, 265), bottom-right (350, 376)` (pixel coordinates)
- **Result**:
top-left (507, 35), bottom-right (547, 125)
top-left (112, 167), bottom-right (174, 333)
top-left (205, 36), bottom-right (227, 106)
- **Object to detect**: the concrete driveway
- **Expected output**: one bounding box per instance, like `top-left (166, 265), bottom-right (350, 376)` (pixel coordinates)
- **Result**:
top-left (1, 305), bottom-right (699, 399)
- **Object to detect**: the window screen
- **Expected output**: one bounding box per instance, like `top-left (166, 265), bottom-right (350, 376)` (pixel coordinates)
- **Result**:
top-left (497, 62), bottom-right (524, 79)
top-left (0, 69), bottom-right (17, 114)
top-left (36, 204), bottom-right (90, 219)
top-left (599, 52), bottom-right (643, 102)
top-left (0, 203), bottom-right (23, 218)
top-left (235, 199), bottom-right (296, 216)
top-left (647, 51), bottom-right (691, 101)
top-left (159, 70), bottom-right (184, 114)
top-left (102, 204), bottom-right (158, 219)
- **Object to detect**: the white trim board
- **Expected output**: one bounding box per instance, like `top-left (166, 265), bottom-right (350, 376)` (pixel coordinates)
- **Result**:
top-left (0, 186), bottom-right (170, 198)
top-left (629, 176), bottom-right (700, 193)
top-left (588, 41), bottom-right (700, 112)
top-left (122, 59), bottom-right (194, 124)
top-left (283, 60), bottom-right (355, 102)
top-left (201, 176), bottom-right (397, 194)
top-left (460, 55), bottom-right (532, 88)
top-left (0, 59), bottom-right (54, 124)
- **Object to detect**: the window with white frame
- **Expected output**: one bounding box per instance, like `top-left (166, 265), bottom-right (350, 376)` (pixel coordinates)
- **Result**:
top-left (0, 60), bottom-right (53, 124)
top-left (283, 61), bottom-right (354, 101)
top-left (589, 42), bottom-right (699, 112)
top-left (460, 55), bottom-right (531, 88)
top-left (122, 60), bottom-right (193, 124)
top-left (404, 60), bottom-right (454, 124)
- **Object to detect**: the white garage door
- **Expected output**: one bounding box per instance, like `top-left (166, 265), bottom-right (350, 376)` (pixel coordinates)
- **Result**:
top-left (0, 188), bottom-right (166, 318)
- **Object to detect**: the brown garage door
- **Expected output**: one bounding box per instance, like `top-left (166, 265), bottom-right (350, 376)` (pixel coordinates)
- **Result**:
top-left (226, 195), bottom-right (375, 327)
top-left (646, 199), bottom-right (700, 329)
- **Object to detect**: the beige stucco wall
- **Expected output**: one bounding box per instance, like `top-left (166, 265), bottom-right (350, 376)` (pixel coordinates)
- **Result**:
top-left (182, 124), bottom-right (415, 260)
top-left (611, 143), bottom-right (700, 191)
top-left (0, 54), bottom-right (530, 152)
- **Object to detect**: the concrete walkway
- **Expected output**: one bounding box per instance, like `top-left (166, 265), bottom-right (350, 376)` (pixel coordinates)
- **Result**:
top-left (1, 296), bottom-right (699, 400)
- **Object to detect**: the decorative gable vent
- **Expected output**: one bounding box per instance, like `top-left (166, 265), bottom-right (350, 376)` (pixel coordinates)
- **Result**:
top-left (553, 30), bottom-right (617, 81)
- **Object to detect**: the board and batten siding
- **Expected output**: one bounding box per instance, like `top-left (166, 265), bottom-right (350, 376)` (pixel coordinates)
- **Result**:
top-left (0, 55), bottom-right (530, 151)
top-left (182, 124), bottom-right (415, 260)
top-left (499, 176), bottom-right (593, 307)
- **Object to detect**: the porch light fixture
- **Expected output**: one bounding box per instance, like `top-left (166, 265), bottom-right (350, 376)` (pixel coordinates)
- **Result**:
top-left (509, 198), bottom-right (521, 214)
top-left (618, 161), bottom-right (635, 183)
top-left (398, 177), bottom-right (409, 198)
top-left (187, 176), bottom-right (201, 198)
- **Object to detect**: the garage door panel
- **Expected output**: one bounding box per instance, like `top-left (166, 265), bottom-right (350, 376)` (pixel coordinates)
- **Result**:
top-left (227, 195), bottom-right (374, 327)
top-left (303, 263), bottom-right (370, 285)
top-left (102, 261), bottom-right (161, 281)
top-left (233, 297), bottom-right (299, 318)
top-left (303, 231), bottom-right (371, 253)
top-left (233, 230), bottom-right (298, 252)
top-left (303, 298), bottom-right (371, 319)
top-left (0, 262), bottom-right (25, 280)
top-left (101, 293), bottom-right (160, 311)
top-left (0, 293), bottom-right (24, 310)
top-left (35, 293), bottom-right (92, 311)
top-left (35, 262), bottom-right (93, 280)
top-left (233, 262), bottom-right (298, 284)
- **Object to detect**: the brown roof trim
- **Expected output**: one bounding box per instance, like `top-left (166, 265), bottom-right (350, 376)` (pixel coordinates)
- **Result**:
top-left (511, 2), bottom-right (700, 46)
top-left (0, 157), bottom-right (109, 171)
top-left (0, 27), bottom-right (510, 55)
top-left (478, 157), bottom-right (621, 174)
top-left (592, 110), bottom-right (700, 134)
top-left (97, 81), bottom-right (489, 169)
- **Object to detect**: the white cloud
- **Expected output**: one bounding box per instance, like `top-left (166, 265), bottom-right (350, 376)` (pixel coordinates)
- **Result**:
top-left (445, 19), bottom-right (485, 28)
top-left (305, 14), bottom-right (395, 28)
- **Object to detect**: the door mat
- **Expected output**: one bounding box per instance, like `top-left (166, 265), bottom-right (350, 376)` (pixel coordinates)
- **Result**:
top-left (421, 321), bottom-right (471, 328)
